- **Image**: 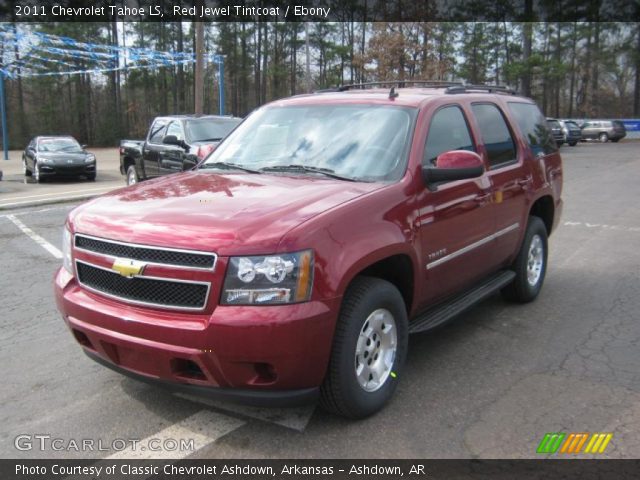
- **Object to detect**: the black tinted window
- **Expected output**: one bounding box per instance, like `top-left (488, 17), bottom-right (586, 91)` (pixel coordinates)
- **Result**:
top-left (507, 102), bottom-right (557, 156)
top-left (424, 106), bottom-right (475, 166)
top-left (148, 120), bottom-right (167, 143)
top-left (471, 103), bottom-right (517, 167)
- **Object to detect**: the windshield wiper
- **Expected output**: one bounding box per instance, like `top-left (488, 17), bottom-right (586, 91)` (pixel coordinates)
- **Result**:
top-left (200, 161), bottom-right (261, 174)
top-left (197, 137), bottom-right (223, 142)
top-left (260, 164), bottom-right (357, 182)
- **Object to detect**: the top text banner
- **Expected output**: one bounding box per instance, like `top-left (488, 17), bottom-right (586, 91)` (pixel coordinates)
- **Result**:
top-left (4, 0), bottom-right (640, 22)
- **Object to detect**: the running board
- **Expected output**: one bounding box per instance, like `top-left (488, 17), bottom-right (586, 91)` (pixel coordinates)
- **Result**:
top-left (408, 270), bottom-right (516, 334)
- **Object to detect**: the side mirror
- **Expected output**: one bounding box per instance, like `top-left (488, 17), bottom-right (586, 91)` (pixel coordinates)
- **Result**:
top-left (422, 150), bottom-right (484, 191)
top-left (81, 144), bottom-right (88, 149)
top-left (162, 135), bottom-right (186, 149)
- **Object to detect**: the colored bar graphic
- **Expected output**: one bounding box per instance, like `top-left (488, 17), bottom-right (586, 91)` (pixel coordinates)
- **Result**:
top-left (584, 433), bottom-right (613, 454)
top-left (537, 433), bottom-right (613, 454)
top-left (537, 433), bottom-right (566, 454)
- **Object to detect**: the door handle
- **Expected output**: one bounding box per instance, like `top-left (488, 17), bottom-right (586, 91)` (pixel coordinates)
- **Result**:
top-left (517, 176), bottom-right (532, 187)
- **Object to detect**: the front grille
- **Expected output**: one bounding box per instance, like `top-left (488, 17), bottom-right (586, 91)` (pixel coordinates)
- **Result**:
top-left (75, 234), bottom-right (216, 269)
top-left (76, 261), bottom-right (209, 310)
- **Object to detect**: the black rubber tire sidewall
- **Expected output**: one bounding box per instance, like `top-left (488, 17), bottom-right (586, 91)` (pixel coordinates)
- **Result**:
top-left (502, 216), bottom-right (548, 303)
top-left (320, 276), bottom-right (408, 419)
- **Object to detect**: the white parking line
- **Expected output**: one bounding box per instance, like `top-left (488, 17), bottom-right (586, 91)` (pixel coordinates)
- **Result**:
top-left (3, 185), bottom-right (114, 201)
top-left (176, 393), bottom-right (316, 432)
top-left (0, 190), bottom-right (112, 209)
top-left (6, 214), bottom-right (62, 259)
top-left (0, 204), bottom-right (75, 219)
top-left (106, 410), bottom-right (245, 460)
top-left (563, 221), bottom-right (640, 232)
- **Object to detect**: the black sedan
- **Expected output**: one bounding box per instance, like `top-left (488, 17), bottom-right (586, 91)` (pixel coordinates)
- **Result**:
top-left (23, 136), bottom-right (96, 182)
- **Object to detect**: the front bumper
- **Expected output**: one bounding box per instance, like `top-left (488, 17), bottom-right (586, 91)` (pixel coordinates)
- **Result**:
top-left (55, 268), bottom-right (338, 405)
top-left (39, 162), bottom-right (95, 177)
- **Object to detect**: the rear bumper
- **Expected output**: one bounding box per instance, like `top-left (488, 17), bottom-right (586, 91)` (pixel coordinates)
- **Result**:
top-left (565, 132), bottom-right (581, 143)
top-left (55, 267), bottom-right (339, 404)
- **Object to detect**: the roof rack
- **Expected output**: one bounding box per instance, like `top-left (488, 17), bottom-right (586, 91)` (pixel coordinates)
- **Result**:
top-left (314, 80), bottom-right (463, 94)
top-left (445, 84), bottom-right (517, 95)
top-left (337, 80), bottom-right (464, 91)
top-left (313, 81), bottom-right (517, 96)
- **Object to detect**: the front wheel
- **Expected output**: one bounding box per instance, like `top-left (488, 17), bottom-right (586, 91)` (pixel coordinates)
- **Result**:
top-left (569, 141), bottom-right (577, 147)
top-left (23, 157), bottom-right (32, 177)
top-left (320, 277), bottom-right (408, 419)
top-left (33, 163), bottom-right (43, 183)
top-left (502, 216), bottom-right (548, 303)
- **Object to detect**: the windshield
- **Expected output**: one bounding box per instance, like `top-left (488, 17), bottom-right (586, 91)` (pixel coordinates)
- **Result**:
top-left (547, 120), bottom-right (561, 129)
top-left (201, 105), bottom-right (416, 182)
top-left (565, 121), bottom-right (579, 129)
top-left (185, 118), bottom-right (241, 142)
top-left (37, 138), bottom-right (82, 153)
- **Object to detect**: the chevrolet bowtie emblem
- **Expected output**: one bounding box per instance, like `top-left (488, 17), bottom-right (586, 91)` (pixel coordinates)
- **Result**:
top-left (111, 258), bottom-right (146, 278)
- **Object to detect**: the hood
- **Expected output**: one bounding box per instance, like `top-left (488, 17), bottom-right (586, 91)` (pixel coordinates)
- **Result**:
top-left (38, 152), bottom-right (89, 164)
top-left (70, 171), bottom-right (383, 255)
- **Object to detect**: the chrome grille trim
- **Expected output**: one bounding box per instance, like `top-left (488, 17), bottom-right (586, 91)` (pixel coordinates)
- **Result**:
top-left (75, 260), bottom-right (211, 311)
top-left (74, 233), bottom-right (217, 271)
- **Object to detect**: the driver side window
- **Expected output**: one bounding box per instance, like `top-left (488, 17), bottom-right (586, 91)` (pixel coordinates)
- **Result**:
top-left (166, 121), bottom-right (184, 141)
top-left (423, 106), bottom-right (475, 166)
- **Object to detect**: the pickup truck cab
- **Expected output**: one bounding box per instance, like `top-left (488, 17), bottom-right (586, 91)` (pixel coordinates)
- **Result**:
top-left (56, 83), bottom-right (562, 418)
top-left (120, 114), bottom-right (242, 185)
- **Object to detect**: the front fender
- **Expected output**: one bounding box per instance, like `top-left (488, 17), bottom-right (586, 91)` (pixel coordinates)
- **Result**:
top-left (277, 181), bottom-right (419, 304)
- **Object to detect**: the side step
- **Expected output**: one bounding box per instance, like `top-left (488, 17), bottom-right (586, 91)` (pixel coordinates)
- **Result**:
top-left (408, 270), bottom-right (516, 334)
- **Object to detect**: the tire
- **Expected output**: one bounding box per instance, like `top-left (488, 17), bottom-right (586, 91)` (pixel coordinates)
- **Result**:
top-left (611, 138), bottom-right (619, 143)
top-left (33, 162), bottom-right (43, 183)
top-left (23, 157), bottom-right (32, 177)
top-left (569, 141), bottom-right (577, 147)
top-left (501, 216), bottom-right (548, 303)
top-left (87, 174), bottom-right (96, 181)
top-left (598, 132), bottom-right (609, 143)
top-left (320, 276), bottom-right (408, 419)
top-left (126, 165), bottom-right (138, 186)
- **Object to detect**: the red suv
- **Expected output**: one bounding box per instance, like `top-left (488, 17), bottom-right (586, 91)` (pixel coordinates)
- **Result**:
top-left (55, 83), bottom-right (563, 418)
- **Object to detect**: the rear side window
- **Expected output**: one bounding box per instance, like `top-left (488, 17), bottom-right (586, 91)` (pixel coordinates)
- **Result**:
top-left (471, 103), bottom-right (517, 167)
top-left (507, 102), bottom-right (557, 156)
top-left (424, 106), bottom-right (475, 166)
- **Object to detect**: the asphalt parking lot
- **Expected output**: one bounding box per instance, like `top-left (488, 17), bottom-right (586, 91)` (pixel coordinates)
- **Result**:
top-left (1, 142), bottom-right (639, 460)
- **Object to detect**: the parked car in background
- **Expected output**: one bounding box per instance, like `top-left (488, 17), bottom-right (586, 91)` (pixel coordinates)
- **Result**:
top-left (579, 120), bottom-right (626, 143)
top-left (546, 118), bottom-right (565, 146)
top-left (558, 120), bottom-right (582, 146)
top-left (23, 136), bottom-right (96, 183)
top-left (120, 115), bottom-right (242, 186)
top-left (56, 83), bottom-right (563, 418)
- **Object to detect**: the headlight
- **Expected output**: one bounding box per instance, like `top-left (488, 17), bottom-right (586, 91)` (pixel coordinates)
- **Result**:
top-left (62, 226), bottom-right (73, 274)
top-left (38, 157), bottom-right (53, 164)
top-left (85, 155), bottom-right (96, 163)
top-left (221, 250), bottom-right (313, 305)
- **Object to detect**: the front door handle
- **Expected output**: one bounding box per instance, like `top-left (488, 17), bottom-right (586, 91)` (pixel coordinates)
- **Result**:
top-left (475, 193), bottom-right (492, 204)
top-left (517, 176), bottom-right (533, 187)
